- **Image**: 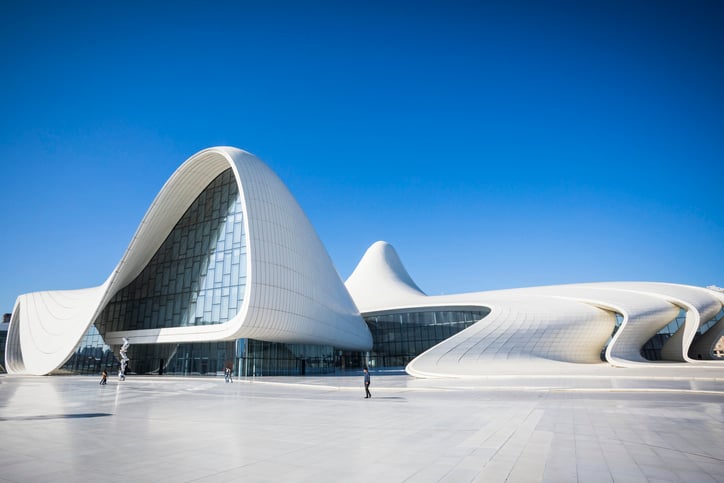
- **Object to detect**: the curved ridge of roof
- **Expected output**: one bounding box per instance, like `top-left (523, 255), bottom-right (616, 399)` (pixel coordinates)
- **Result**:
top-left (345, 241), bottom-right (426, 313)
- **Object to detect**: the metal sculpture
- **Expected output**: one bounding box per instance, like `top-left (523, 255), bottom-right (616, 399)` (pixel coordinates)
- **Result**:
top-left (119, 337), bottom-right (130, 380)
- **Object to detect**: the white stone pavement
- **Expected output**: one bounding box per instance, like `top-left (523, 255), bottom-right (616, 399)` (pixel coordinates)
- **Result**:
top-left (1, 366), bottom-right (723, 483)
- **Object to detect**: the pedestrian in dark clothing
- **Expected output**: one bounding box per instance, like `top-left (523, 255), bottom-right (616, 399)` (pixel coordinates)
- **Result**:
top-left (363, 367), bottom-right (371, 398)
top-left (99, 370), bottom-right (107, 385)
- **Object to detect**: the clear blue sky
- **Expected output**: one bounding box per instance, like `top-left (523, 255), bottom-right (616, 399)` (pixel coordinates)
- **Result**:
top-left (1, 1), bottom-right (722, 311)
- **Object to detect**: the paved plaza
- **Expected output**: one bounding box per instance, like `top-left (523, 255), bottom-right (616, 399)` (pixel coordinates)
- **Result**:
top-left (1, 367), bottom-right (723, 483)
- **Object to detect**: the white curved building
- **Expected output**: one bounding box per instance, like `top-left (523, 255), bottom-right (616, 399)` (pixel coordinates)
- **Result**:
top-left (6, 147), bottom-right (372, 376)
top-left (4, 147), bottom-right (723, 377)
top-left (346, 241), bottom-right (724, 377)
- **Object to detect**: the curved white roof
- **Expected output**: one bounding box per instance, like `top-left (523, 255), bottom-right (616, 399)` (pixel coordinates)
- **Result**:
top-left (345, 241), bottom-right (724, 378)
top-left (7, 147), bottom-right (372, 375)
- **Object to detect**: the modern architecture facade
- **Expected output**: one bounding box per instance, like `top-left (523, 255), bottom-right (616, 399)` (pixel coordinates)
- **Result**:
top-left (5, 147), bottom-right (723, 377)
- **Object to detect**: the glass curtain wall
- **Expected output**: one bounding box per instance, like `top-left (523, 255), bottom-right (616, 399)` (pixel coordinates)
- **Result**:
top-left (358, 309), bottom-right (490, 369)
top-left (96, 167), bottom-right (246, 335)
top-left (60, 304), bottom-right (489, 377)
top-left (54, 325), bottom-right (118, 375)
top-left (239, 340), bottom-right (336, 377)
top-left (235, 309), bottom-right (489, 376)
top-left (60, 168), bottom-right (247, 375)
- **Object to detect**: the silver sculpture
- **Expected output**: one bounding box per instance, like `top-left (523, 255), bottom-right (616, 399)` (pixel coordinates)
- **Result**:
top-left (119, 337), bottom-right (130, 381)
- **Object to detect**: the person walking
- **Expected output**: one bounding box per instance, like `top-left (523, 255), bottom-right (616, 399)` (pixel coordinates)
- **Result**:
top-left (99, 369), bottom-right (107, 385)
top-left (225, 367), bottom-right (233, 383)
top-left (363, 367), bottom-right (371, 398)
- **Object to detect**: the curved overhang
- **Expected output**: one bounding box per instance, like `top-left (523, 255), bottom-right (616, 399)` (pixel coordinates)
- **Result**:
top-left (6, 286), bottom-right (108, 375)
top-left (591, 282), bottom-right (723, 363)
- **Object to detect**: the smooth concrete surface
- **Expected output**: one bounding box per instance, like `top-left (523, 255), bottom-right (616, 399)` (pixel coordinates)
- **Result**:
top-left (1, 369), bottom-right (723, 483)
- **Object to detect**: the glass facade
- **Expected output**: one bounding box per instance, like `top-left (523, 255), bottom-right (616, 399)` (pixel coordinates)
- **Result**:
top-left (96, 168), bottom-right (246, 334)
top-left (238, 308), bottom-right (490, 376)
top-left (55, 325), bottom-right (118, 375)
top-left (59, 336), bottom-right (237, 376)
top-left (128, 340), bottom-right (237, 375)
top-left (58, 308), bottom-right (490, 377)
top-left (361, 309), bottom-right (490, 369)
top-left (241, 340), bottom-right (337, 376)
top-left (61, 168), bottom-right (247, 375)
